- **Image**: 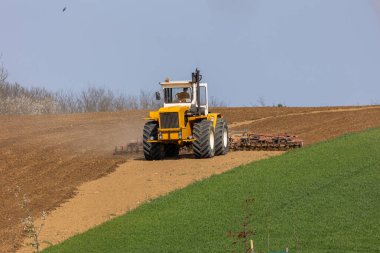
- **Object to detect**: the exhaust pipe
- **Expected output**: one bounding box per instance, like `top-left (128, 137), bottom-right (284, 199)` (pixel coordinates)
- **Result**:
top-left (192, 68), bottom-right (202, 116)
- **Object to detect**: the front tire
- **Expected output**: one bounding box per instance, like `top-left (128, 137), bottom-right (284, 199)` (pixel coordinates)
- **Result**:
top-left (215, 118), bottom-right (228, 155)
top-left (192, 120), bottom-right (215, 158)
top-left (143, 121), bottom-right (163, 160)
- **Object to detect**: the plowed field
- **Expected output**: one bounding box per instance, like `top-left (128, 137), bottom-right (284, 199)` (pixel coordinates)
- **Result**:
top-left (1, 106), bottom-right (380, 252)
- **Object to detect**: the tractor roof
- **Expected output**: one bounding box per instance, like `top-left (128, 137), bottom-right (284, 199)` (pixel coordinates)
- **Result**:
top-left (159, 80), bottom-right (192, 86)
top-left (159, 80), bottom-right (194, 88)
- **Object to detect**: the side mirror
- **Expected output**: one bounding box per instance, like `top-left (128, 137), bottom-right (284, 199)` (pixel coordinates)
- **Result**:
top-left (155, 91), bottom-right (161, 100)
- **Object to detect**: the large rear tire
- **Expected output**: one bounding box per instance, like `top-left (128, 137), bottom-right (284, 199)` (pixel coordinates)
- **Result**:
top-left (215, 118), bottom-right (229, 156)
top-left (164, 144), bottom-right (180, 157)
top-left (143, 121), bottom-right (163, 160)
top-left (192, 120), bottom-right (215, 158)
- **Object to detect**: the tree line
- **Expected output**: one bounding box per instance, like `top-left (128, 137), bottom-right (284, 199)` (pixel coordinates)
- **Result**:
top-left (0, 65), bottom-right (226, 115)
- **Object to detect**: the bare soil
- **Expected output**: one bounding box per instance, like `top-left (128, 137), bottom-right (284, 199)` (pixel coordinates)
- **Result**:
top-left (0, 110), bottom-right (147, 252)
top-left (227, 106), bottom-right (380, 145)
top-left (1, 106), bottom-right (380, 252)
top-left (216, 106), bottom-right (368, 125)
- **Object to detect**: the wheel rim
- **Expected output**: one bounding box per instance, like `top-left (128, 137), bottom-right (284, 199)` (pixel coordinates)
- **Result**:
top-left (223, 129), bottom-right (228, 148)
top-left (210, 131), bottom-right (215, 150)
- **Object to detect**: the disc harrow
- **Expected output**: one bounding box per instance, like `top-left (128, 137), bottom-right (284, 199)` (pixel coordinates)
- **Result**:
top-left (114, 139), bottom-right (143, 155)
top-left (229, 131), bottom-right (303, 151)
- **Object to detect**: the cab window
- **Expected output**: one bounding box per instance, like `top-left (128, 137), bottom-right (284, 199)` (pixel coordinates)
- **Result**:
top-left (199, 86), bottom-right (207, 105)
top-left (164, 87), bottom-right (192, 103)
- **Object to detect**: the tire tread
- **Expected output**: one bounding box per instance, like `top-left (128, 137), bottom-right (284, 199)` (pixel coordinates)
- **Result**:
top-left (193, 120), bottom-right (214, 158)
top-left (143, 121), bottom-right (162, 160)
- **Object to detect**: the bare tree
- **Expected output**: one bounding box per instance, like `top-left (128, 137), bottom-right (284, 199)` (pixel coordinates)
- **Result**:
top-left (98, 88), bottom-right (114, 112)
top-left (0, 63), bottom-right (8, 82)
top-left (139, 90), bottom-right (162, 109)
top-left (0, 55), bottom-right (8, 82)
top-left (55, 90), bottom-right (82, 113)
top-left (209, 96), bottom-right (227, 107)
top-left (125, 95), bottom-right (139, 110)
top-left (80, 87), bottom-right (112, 112)
top-left (139, 90), bottom-right (151, 109)
top-left (0, 74), bottom-right (165, 114)
top-left (257, 96), bottom-right (266, 107)
top-left (110, 93), bottom-right (140, 111)
top-left (0, 80), bottom-right (58, 114)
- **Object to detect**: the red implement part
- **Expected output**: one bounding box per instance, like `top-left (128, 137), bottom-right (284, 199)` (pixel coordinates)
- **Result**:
top-left (229, 132), bottom-right (303, 151)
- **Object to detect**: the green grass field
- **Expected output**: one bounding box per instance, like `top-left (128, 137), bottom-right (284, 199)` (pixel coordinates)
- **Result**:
top-left (43, 128), bottom-right (380, 253)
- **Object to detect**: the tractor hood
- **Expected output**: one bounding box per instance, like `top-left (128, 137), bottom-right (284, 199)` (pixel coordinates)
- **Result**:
top-left (158, 105), bottom-right (189, 113)
top-left (148, 105), bottom-right (190, 120)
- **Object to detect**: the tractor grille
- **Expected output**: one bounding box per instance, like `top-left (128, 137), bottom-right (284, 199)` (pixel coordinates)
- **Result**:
top-left (160, 112), bottom-right (179, 128)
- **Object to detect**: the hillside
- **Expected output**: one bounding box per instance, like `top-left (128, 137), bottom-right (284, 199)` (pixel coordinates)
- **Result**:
top-left (1, 106), bottom-right (380, 252)
top-left (42, 128), bottom-right (380, 253)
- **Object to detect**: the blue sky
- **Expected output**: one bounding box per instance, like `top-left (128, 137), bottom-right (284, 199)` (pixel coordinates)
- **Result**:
top-left (1, 0), bottom-right (380, 106)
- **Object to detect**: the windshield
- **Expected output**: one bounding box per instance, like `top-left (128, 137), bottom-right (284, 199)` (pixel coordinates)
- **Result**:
top-left (164, 87), bottom-right (192, 103)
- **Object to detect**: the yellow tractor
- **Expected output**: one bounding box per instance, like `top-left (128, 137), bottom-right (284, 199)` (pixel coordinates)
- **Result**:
top-left (143, 69), bottom-right (228, 160)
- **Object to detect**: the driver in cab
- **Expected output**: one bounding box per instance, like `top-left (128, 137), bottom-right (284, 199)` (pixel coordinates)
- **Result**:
top-left (176, 88), bottom-right (190, 102)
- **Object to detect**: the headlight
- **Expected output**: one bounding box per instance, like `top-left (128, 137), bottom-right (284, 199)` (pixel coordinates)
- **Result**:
top-left (158, 132), bottom-right (162, 140)
top-left (178, 131), bottom-right (182, 139)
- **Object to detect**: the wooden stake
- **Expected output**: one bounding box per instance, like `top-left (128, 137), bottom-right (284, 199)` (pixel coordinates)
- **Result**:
top-left (250, 239), bottom-right (254, 253)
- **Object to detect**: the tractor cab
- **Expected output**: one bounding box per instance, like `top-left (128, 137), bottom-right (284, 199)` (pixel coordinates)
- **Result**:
top-left (157, 71), bottom-right (209, 116)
